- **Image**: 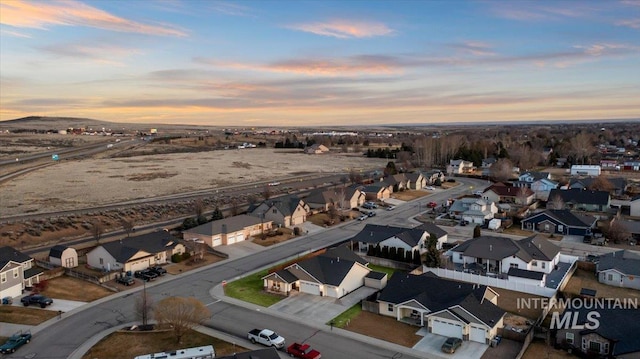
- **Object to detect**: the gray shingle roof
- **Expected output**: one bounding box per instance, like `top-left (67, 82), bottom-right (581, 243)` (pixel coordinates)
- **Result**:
top-left (416, 223), bottom-right (447, 239)
top-left (597, 250), bottom-right (640, 276)
top-left (575, 308), bottom-right (640, 355)
top-left (350, 224), bottom-right (425, 247)
top-left (524, 209), bottom-right (596, 228)
top-left (286, 245), bottom-right (368, 286)
top-left (0, 246), bottom-right (31, 269)
top-left (452, 235), bottom-right (559, 262)
top-left (378, 273), bottom-right (504, 327)
top-left (548, 188), bottom-right (610, 205)
top-left (48, 245), bottom-right (68, 258)
top-left (100, 231), bottom-right (180, 263)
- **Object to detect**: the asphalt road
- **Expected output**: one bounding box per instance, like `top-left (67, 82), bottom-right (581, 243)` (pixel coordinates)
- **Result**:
top-left (5, 178), bottom-right (487, 359)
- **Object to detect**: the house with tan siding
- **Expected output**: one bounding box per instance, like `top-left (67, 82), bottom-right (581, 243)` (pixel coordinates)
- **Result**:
top-left (0, 246), bottom-right (43, 299)
top-left (182, 214), bottom-right (273, 248)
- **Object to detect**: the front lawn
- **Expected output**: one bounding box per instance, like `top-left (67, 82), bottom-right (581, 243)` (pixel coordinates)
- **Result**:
top-left (223, 270), bottom-right (284, 307)
top-left (368, 264), bottom-right (400, 278)
top-left (328, 303), bottom-right (361, 328)
top-left (0, 305), bottom-right (59, 325)
top-left (40, 275), bottom-right (114, 302)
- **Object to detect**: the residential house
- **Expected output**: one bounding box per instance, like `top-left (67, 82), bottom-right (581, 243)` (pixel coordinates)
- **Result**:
top-left (596, 250), bottom-right (640, 290)
top-left (382, 173), bottom-right (408, 192)
top-left (48, 245), bottom-right (78, 268)
top-left (416, 222), bottom-right (449, 250)
top-left (529, 178), bottom-right (559, 201)
top-left (632, 196), bottom-right (640, 217)
top-left (303, 144), bottom-right (329, 154)
top-left (305, 186), bottom-right (365, 212)
top-left (350, 224), bottom-right (429, 255)
top-left (481, 157), bottom-right (497, 169)
top-left (0, 246), bottom-right (43, 298)
top-left (600, 159), bottom-right (619, 171)
top-left (447, 159), bottom-right (475, 175)
top-left (182, 214), bottom-right (273, 248)
top-left (376, 272), bottom-right (505, 344)
top-left (359, 183), bottom-right (391, 201)
top-left (449, 235), bottom-right (561, 280)
top-left (406, 172), bottom-right (426, 190)
top-left (483, 183), bottom-right (535, 205)
top-left (423, 169), bottom-right (446, 185)
top-left (87, 232), bottom-right (185, 273)
top-left (569, 177), bottom-right (628, 197)
top-left (556, 308), bottom-right (640, 358)
top-left (248, 195), bottom-right (309, 227)
top-left (556, 157), bottom-right (567, 168)
top-left (448, 197), bottom-right (498, 223)
top-left (262, 245), bottom-right (371, 298)
top-left (618, 219), bottom-right (640, 243)
top-left (623, 161), bottom-right (640, 171)
top-left (547, 188), bottom-right (610, 212)
top-left (521, 209), bottom-right (597, 236)
top-left (517, 171), bottom-right (551, 187)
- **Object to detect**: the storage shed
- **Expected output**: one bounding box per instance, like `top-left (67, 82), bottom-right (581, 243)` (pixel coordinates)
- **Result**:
top-left (49, 245), bottom-right (78, 268)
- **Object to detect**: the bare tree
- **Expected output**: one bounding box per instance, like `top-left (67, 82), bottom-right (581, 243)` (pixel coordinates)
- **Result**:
top-left (570, 132), bottom-right (594, 164)
top-left (120, 218), bottom-right (134, 238)
top-left (193, 198), bottom-right (205, 218)
top-left (262, 185), bottom-right (271, 201)
top-left (605, 219), bottom-right (631, 244)
top-left (135, 288), bottom-right (154, 327)
top-left (91, 221), bottom-right (104, 244)
top-left (327, 204), bottom-right (339, 224)
top-left (516, 186), bottom-right (531, 206)
top-left (547, 194), bottom-right (565, 210)
top-left (490, 158), bottom-right (513, 183)
top-left (349, 169), bottom-right (362, 184)
top-left (229, 198), bottom-right (240, 216)
top-left (588, 176), bottom-right (614, 193)
top-left (154, 296), bottom-right (211, 343)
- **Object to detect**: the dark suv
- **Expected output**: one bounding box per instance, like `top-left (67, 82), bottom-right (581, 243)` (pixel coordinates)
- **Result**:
top-left (134, 269), bottom-right (158, 282)
top-left (148, 266), bottom-right (167, 276)
top-left (21, 294), bottom-right (53, 308)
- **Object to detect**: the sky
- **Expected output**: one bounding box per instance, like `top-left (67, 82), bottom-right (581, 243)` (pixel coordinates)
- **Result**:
top-left (1, 0), bottom-right (639, 127)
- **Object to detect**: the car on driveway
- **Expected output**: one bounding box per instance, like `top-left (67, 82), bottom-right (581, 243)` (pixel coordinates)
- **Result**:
top-left (358, 215), bottom-right (368, 221)
top-left (386, 205), bottom-right (396, 211)
top-left (134, 269), bottom-right (158, 282)
top-left (441, 337), bottom-right (462, 354)
top-left (367, 211), bottom-right (376, 217)
top-left (148, 266), bottom-right (167, 276)
top-left (21, 294), bottom-right (53, 308)
top-left (116, 275), bottom-right (135, 286)
top-left (0, 331), bottom-right (31, 354)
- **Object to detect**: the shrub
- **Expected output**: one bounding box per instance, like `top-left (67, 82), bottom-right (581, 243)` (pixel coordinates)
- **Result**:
top-left (182, 252), bottom-right (191, 260)
top-left (293, 227), bottom-right (301, 236)
top-left (171, 253), bottom-right (183, 263)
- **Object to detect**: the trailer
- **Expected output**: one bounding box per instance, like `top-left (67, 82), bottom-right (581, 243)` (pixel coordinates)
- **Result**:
top-left (133, 345), bottom-right (214, 359)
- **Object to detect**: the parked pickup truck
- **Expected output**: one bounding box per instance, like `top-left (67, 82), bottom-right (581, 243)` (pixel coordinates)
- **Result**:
top-left (247, 329), bottom-right (285, 349)
top-left (286, 342), bottom-right (322, 359)
top-left (21, 294), bottom-right (53, 308)
top-left (0, 331), bottom-right (31, 354)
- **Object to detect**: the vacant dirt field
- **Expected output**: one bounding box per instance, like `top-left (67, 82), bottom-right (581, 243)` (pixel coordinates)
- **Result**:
top-left (563, 268), bottom-right (640, 300)
top-left (40, 275), bottom-right (115, 302)
top-left (344, 310), bottom-right (423, 347)
top-left (522, 340), bottom-right (573, 359)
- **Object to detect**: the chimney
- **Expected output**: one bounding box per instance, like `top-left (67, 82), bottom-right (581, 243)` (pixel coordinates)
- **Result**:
top-left (221, 224), bottom-right (227, 234)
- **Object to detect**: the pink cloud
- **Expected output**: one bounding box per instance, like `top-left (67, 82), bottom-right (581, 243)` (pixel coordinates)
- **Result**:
top-left (615, 18), bottom-right (640, 28)
top-left (287, 19), bottom-right (394, 38)
top-left (0, 0), bottom-right (187, 37)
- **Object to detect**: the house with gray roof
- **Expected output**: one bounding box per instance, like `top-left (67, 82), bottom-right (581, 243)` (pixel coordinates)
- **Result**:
top-left (416, 222), bottom-right (449, 250)
top-left (248, 195), bottom-right (309, 227)
top-left (350, 224), bottom-right (430, 254)
top-left (182, 214), bottom-right (274, 248)
top-left (262, 245), bottom-right (372, 298)
top-left (597, 250), bottom-right (640, 290)
top-left (521, 209), bottom-right (597, 236)
top-left (556, 308), bottom-right (640, 358)
top-left (86, 231), bottom-right (185, 273)
top-left (448, 197), bottom-right (498, 224)
top-left (0, 246), bottom-right (42, 299)
top-left (305, 186), bottom-right (364, 212)
top-left (359, 183), bottom-right (391, 201)
top-left (450, 235), bottom-right (561, 280)
top-left (406, 172), bottom-right (426, 189)
top-left (569, 177), bottom-right (627, 196)
top-left (547, 188), bottom-right (610, 212)
top-left (376, 272), bottom-right (504, 344)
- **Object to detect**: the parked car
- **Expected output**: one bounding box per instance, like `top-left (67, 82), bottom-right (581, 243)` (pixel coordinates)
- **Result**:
top-left (386, 205), bottom-right (396, 211)
top-left (358, 215), bottom-right (368, 221)
top-left (20, 294), bottom-right (53, 308)
top-left (441, 337), bottom-right (462, 354)
top-left (0, 331), bottom-right (31, 354)
top-left (367, 211), bottom-right (376, 217)
top-left (148, 266), bottom-right (167, 276)
top-left (116, 275), bottom-right (135, 286)
top-left (286, 342), bottom-right (322, 359)
top-left (426, 186), bottom-right (435, 190)
top-left (427, 201), bottom-right (438, 208)
top-left (134, 269), bottom-right (158, 281)
top-left (247, 328), bottom-right (285, 349)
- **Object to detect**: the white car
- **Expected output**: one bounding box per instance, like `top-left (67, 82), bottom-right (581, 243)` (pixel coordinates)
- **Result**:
top-left (358, 215), bottom-right (368, 221)
top-left (425, 186), bottom-right (435, 190)
top-left (386, 206), bottom-right (396, 211)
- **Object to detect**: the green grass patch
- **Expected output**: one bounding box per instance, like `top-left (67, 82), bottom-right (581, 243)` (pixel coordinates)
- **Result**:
top-left (368, 264), bottom-right (399, 278)
top-left (224, 270), bottom-right (285, 307)
top-left (328, 303), bottom-right (362, 328)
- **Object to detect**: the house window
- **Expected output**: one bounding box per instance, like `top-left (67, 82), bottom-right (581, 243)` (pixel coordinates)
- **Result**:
top-left (541, 262), bottom-right (546, 269)
top-left (99, 258), bottom-right (104, 265)
top-left (603, 342), bottom-right (609, 354)
top-left (582, 338), bottom-right (587, 351)
top-left (0, 273), bottom-right (5, 283)
top-left (532, 261), bottom-right (537, 267)
top-left (510, 263), bottom-right (519, 269)
top-left (565, 333), bottom-right (574, 344)
top-left (526, 223), bottom-right (533, 229)
top-left (589, 341), bottom-right (601, 353)
top-left (544, 224), bottom-right (550, 231)
top-left (558, 225), bottom-right (563, 232)
top-left (458, 254), bottom-right (463, 260)
top-left (608, 274), bottom-right (613, 281)
top-left (13, 268), bottom-right (18, 278)
top-left (388, 304), bottom-right (393, 312)
top-left (272, 209), bottom-right (277, 214)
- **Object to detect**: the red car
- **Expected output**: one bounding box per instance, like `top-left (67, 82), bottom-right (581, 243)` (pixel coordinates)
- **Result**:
top-left (427, 201), bottom-right (438, 208)
top-left (286, 342), bottom-right (321, 359)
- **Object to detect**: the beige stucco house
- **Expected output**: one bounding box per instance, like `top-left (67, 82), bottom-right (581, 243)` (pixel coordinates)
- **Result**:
top-left (182, 214), bottom-right (273, 248)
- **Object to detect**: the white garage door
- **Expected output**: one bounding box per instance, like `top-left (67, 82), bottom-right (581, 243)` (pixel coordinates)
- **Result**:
top-left (236, 233), bottom-right (245, 242)
top-left (1, 283), bottom-right (22, 299)
top-left (470, 325), bottom-right (486, 343)
top-left (432, 319), bottom-right (463, 339)
top-left (130, 260), bottom-right (150, 272)
top-left (300, 282), bottom-right (321, 295)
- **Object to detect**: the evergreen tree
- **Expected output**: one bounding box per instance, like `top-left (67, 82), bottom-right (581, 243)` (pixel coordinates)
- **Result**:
top-left (211, 206), bottom-right (224, 221)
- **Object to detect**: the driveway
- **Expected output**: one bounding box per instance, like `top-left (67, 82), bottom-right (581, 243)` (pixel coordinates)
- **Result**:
top-left (14, 296), bottom-right (87, 313)
top-left (215, 240), bottom-right (265, 259)
top-left (413, 328), bottom-right (488, 359)
top-left (269, 286), bottom-right (379, 324)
